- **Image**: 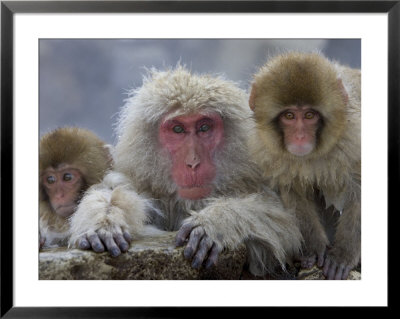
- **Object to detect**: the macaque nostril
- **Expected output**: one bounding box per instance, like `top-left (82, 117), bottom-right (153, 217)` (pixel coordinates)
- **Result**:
top-left (187, 161), bottom-right (200, 169)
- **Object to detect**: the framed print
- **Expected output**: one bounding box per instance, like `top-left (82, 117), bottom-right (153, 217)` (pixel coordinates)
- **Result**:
top-left (1, 0), bottom-right (397, 317)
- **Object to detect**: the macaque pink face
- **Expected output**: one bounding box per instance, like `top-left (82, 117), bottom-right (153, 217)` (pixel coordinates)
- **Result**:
top-left (279, 106), bottom-right (320, 156)
top-left (159, 112), bottom-right (224, 200)
top-left (42, 164), bottom-right (84, 217)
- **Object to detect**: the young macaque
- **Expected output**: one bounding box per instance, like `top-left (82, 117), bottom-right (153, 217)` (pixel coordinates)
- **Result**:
top-left (39, 127), bottom-right (112, 249)
top-left (249, 52), bottom-right (361, 279)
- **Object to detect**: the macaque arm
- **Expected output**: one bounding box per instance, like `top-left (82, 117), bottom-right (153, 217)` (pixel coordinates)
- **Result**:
top-left (323, 191), bottom-right (361, 279)
top-left (176, 192), bottom-right (303, 273)
top-left (68, 171), bottom-right (150, 256)
top-left (279, 189), bottom-right (329, 269)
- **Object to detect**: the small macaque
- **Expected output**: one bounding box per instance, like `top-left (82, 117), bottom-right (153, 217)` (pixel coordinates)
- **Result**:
top-left (39, 127), bottom-right (112, 249)
top-left (69, 66), bottom-right (302, 277)
top-left (249, 52), bottom-right (361, 279)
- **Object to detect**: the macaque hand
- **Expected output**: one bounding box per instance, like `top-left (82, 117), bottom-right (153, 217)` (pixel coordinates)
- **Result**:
top-left (323, 246), bottom-right (357, 280)
top-left (175, 222), bottom-right (222, 269)
top-left (299, 242), bottom-right (327, 269)
top-left (77, 227), bottom-right (132, 257)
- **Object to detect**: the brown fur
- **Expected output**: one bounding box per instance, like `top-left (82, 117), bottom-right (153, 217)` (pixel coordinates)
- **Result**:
top-left (39, 127), bottom-right (112, 248)
top-left (249, 52), bottom-right (361, 279)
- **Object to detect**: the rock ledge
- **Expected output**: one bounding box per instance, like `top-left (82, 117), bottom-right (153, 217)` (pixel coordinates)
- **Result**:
top-left (39, 232), bottom-right (247, 280)
top-left (40, 232), bottom-right (361, 280)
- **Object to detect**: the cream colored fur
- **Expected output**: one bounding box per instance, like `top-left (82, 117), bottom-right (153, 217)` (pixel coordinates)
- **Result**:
top-left (69, 66), bottom-right (303, 276)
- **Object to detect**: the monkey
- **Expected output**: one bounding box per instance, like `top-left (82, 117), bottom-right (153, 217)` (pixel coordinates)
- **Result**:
top-left (248, 52), bottom-right (361, 280)
top-left (39, 127), bottom-right (112, 249)
top-left (68, 66), bottom-right (303, 277)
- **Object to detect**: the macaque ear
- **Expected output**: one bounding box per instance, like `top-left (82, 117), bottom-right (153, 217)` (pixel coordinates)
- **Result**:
top-left (337, 79), bottom-right (349, 105)
top-left (249, 84), bottom-right (257, 111)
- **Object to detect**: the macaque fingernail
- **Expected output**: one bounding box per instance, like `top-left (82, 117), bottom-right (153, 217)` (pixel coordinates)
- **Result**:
top-left (192, 259), bottom-right (201, 269)
top-left (123, 232), bottom-right (132, 243)
top-left (79, 241), bottom-right (90, 250)
top-left (120, 243), bottom-right (129, 252)
top-left (93, 244), bottom-right (104, 253)
top-left (110, 247), bottom-right (121, 257)
top-left (176, 238), bottom-right (188, 247)
top-left (184, 248), bottom-right (193, 259)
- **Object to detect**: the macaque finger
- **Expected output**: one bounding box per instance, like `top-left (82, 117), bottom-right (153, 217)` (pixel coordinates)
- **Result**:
top-left (342, 266), bottom-right (352, 280)
top-left (334, 264), bottom-right (345, 280)
top-left (205, 243), bottom-right (221, 269)
top-left (191, 236), bottom-right (213, 269)
top-left (301, 255), bottom-right (316, 269)
top-left (88, 233), bottom-right (105, 253)
top-left (324, 260), bottom-right (338, 280)
top-left (114, 233), bottom-right (130, 252)
top-left (78, 235), bottom-right (91, 250)
top-left (99, 233), bottom-right (121, 257)
top-left (327, 265), bottom-right (338, 280)
top-left (323, 258), bottom-right (331, 277)
top-left (123, 230), bottom-right (132, 243)
top-left (317, 252), bottom-right (325, 268)
top-left (183, 227), bottom-right (205, 259)
top-left (175, 223), bottom-right (195, 247)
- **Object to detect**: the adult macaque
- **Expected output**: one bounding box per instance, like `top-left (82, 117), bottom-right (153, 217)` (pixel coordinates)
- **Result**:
top-left (249, 52), bottom-right (361, 279)
top-left (69, 66), bottom-right (302, 277)
top-left (39, 127), bottom-right (112, 249)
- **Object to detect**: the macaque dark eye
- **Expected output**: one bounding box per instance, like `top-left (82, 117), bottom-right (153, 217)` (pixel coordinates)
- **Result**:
top-left (304, 111), bottom-right (316, 119)
top-left (63, 173), bottom-right (73, 181)
top-left (284, 112), bottom-right (295, 120)
top-left (173, 125), bottom-right (185, 133)
top-left (199, 124), bottom-right (210, 132)
top-left (46, 176), bottom-right (56, 184)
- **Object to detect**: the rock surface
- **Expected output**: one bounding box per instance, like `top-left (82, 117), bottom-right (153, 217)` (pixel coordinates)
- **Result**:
top-left (297, 265), bottom-right (361, 280)
top-left (39, 232), bottom-right (247, 280)
top-left (39, 232), bottom-right (361, 280)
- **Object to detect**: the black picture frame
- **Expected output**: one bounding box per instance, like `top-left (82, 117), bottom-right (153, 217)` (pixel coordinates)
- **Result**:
top-left (1, 1), bottom-right (397, 317)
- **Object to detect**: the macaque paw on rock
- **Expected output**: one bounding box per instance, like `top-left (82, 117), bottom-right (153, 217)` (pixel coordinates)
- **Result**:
top-left (77, 228), bottom-right (132, 257)
top-left (176, 223), bottom-right (222, 269)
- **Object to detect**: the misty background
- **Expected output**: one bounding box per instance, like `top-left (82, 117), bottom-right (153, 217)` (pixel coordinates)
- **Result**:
top-left (39, 39), bottom-right (361, 144)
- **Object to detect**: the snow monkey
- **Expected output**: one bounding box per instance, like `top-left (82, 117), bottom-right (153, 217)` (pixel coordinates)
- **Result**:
top-left (39, 127), bottom-right (112, 249)
top-left (69, 66), bottom-right (302, 277)
top-left (249, 52), bottom-right (361, 280)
